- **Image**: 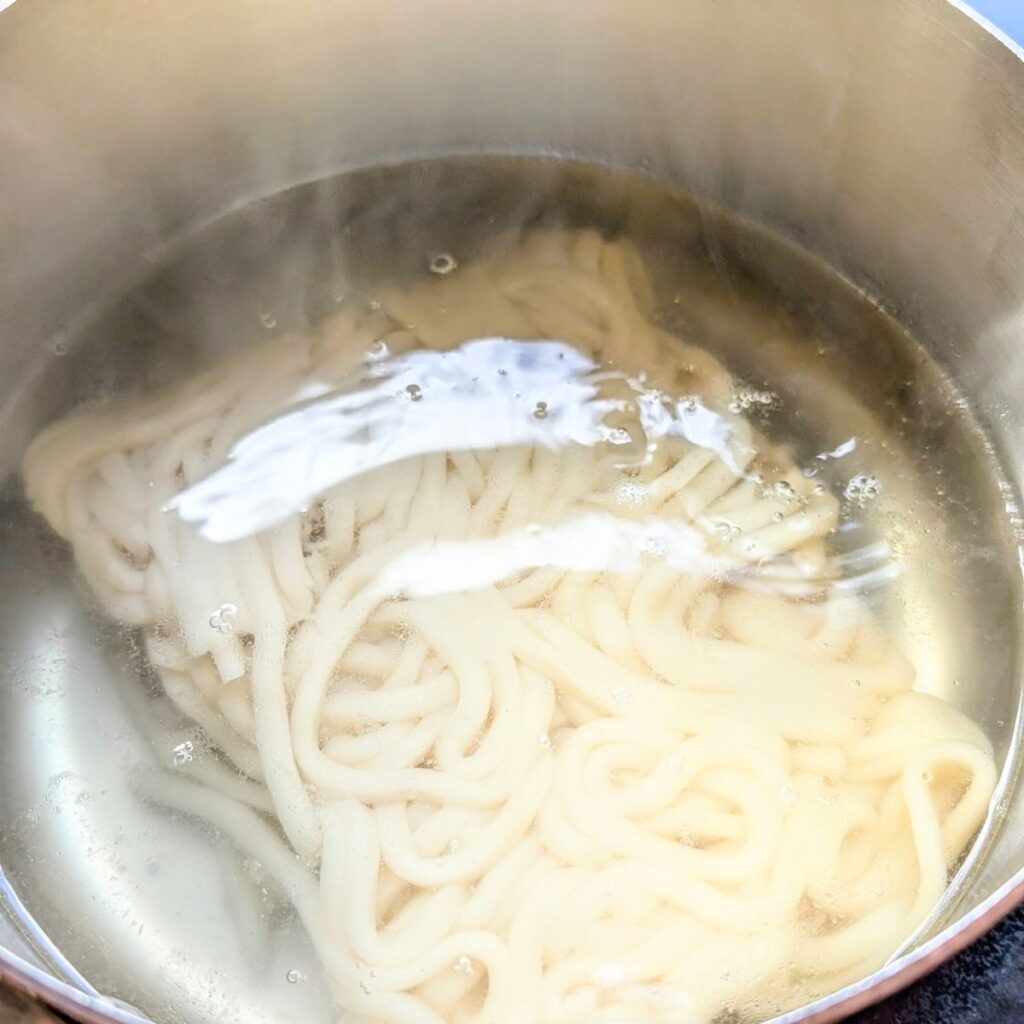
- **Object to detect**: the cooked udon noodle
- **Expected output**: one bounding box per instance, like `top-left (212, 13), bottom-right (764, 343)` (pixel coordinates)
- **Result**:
top-left (24, 230), bottom-right (997, 1023)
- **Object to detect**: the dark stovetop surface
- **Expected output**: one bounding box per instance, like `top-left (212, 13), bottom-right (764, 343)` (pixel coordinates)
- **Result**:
top-left (853, 902), bottom-right (1024, 1024)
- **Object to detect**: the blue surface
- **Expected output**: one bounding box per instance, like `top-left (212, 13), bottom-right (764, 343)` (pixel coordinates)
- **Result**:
top-left (966, 0), bottom-right (1024, 43)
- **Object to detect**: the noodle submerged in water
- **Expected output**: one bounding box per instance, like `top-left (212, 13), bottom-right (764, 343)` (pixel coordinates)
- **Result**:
top-left (23, 230), bottom-right (997, 1023)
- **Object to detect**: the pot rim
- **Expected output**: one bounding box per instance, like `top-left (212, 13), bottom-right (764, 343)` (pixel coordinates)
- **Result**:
top-left (2, 870), bottom-right (1023, 1024)
top-left (1, 0), bottom-right (1023, 1022)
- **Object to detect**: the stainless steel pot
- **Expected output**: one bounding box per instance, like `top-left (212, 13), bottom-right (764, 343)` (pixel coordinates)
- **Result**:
top-left (2, 0), bottom-right (1024, 1021)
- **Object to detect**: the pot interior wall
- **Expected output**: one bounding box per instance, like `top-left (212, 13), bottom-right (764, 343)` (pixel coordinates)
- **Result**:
top-left (2, 1), bottom-right (1024, 1022)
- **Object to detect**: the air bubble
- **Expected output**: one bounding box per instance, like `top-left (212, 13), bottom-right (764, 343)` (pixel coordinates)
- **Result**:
top-left (448, 838), bottom-right (462, 853)
top-left (780, 786), bottom-right (797, 806)
top-left (259, 310), bottom-right (277, 330)
top-left (774, 480), bottom-right (796, 498)
top-left (286, 969), bottom-right (307, 984)
top-left (453, 955), bottom-right (474, 976)
top-left (771, 511), bottom-right (784, 523)
top-left (171, 740), bottom-right (195, 768)
top-left (367, 340), bottom-right (389, 362)
top-left (612, 686), bottom-right (632, 706)
top-left (209, 602), bottom-right (238, 634)
top-left (538, 734), bottom-right (551, 749)
top-left (52, 339), bottom-right (69, 356)
top-left (405, 384), bottom-right (423, 402)
top-left (429, 252), bottom-right (458, 275)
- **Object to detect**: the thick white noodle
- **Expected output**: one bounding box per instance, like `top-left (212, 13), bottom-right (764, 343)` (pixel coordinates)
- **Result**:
top-left (24, 230), bottom-right (997, 1024)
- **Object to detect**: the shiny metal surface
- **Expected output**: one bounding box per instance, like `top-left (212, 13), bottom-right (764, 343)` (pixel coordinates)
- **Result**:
top-left (2, 1), bottom-right (1024, 1022)
top-left (0, 157), bottom-right (1020, 1024)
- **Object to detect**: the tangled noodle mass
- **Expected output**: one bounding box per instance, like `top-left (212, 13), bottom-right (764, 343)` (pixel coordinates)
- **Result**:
top-left (24, 231), bottom-right (996, 1023)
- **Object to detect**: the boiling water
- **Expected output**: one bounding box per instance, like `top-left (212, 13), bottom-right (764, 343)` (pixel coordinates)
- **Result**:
top-left (0, 158), bottom-right (1019, 1024)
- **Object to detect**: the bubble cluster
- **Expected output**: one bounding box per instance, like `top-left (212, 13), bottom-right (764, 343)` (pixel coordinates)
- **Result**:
top-left (845, 474), bottom-right (882, 507)
top-left (209, 602), bottom-right (238, 634)
top-left (616, 481), bottom-right (648, 508)
top-left (713, 520), bottom-right (741, 543)
top-left (729, 386), bottom-right (777, 414)
top-left (642, 534), bottom-right (668, 557)
top-left (171, 740), bottom-right (195, 768)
